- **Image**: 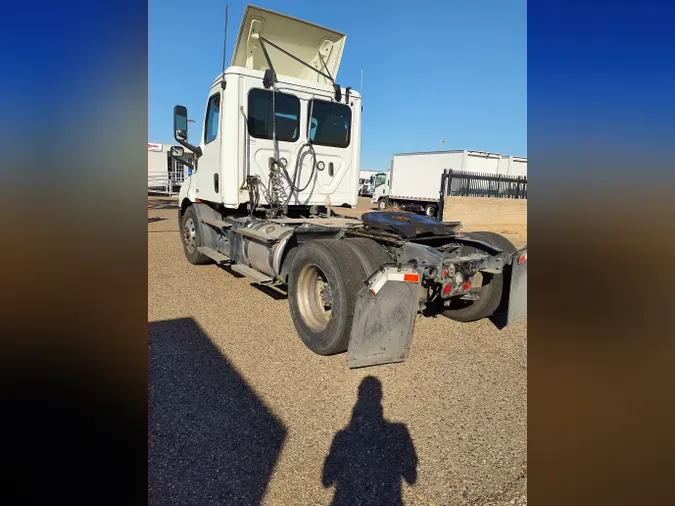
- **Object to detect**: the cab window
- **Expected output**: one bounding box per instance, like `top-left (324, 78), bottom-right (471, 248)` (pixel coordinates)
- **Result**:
top-left (308, 99), bottom-right (351, 148)
top-left (204, 93), bottom-right (220, 144)
top-left (247, 89), bottom-right (300, 142)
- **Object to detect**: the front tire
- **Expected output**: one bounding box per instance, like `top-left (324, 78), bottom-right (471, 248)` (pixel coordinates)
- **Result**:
top-left (180, 206), bottom-right (211, 265)
top-left (377, 197), bottom-right (388, 210)
top-left (288, 240), bottom-right (367, 355)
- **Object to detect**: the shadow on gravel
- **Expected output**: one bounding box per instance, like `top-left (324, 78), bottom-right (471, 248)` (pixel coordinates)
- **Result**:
top-left (252, 284), bottom-right (288, 300)
top-left (148, 198), bottom-right (179, 210)
top-left (149, 318), bottom-right (286, 506)
top-left (148, 217), bottom-right (166, 223)
top-left (323, 376), bottom-right (418, 506)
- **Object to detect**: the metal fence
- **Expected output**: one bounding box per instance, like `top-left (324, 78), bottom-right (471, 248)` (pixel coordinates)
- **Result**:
top-left (148, 157), bottom-right (192, 196)
top-left (442, 169), bottom-right (527, 199)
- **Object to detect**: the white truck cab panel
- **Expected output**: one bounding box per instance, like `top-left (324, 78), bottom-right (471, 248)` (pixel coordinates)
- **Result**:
top-left (177, 5), bottom-right (360, 210)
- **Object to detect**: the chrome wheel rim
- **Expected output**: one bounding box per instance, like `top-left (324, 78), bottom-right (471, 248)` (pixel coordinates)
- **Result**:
top-left (183, 217), bottom-right (197, 253)
top-left (297, 264), bottom-right (332, 332)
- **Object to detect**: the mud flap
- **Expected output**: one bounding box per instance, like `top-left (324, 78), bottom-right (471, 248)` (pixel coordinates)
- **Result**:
top-left (505, 249), bottom-right (527, 325)
top-left (347, 282), bottom-right (419, 369)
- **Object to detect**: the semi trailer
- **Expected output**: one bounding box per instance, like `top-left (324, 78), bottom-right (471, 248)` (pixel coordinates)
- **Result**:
top-left (172, 5), bottom-right (527, 368)
top-left (372, 151), bottom-right (528, 218)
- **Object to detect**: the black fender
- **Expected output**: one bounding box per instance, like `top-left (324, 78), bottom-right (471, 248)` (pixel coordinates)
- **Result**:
top-left (178, 201), bottom-right (222, 251)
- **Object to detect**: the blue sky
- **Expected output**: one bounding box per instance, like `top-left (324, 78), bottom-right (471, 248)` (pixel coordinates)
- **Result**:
top-left (149, 0), bottom-right (526, 170)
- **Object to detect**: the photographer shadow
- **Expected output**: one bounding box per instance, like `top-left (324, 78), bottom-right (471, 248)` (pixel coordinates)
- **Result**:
top-left (323, 376), bottom-right (418, 506)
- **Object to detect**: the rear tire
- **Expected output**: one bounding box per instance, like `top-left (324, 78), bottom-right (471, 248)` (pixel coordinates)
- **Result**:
top-left (288, 240), bottom-right (367, 355)
top-left (442, 231), bottom-right (516, 322)
top-left (180, 206), bottom-right (211, 265)
top-left (343, 237), bottom-right (392, 273)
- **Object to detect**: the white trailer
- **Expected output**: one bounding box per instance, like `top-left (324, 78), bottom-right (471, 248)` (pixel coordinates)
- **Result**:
top-left (171, 5), bottom-right (527, 368)
top-left (372, 150), bottom-right (527, 217)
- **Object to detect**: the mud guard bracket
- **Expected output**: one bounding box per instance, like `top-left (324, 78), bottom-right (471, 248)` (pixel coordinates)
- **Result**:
top-left (347, 280), bottom-right (419, 369)
top-left (505, 248), bottom-right (527, 325)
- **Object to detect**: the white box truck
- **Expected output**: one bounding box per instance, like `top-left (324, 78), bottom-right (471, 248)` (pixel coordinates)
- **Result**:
top-left (358, 170), bottom-right (376, 196)
top-left (170, 5), bottom-right (527, 368)
top-left (372, 150), bottom-right (527, 218)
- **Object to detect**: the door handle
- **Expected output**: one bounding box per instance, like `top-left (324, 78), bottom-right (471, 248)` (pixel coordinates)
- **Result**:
top-left (328, 162), bottom-right (334, 177)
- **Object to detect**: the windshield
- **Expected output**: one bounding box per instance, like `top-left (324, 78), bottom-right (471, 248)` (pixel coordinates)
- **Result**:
top-left (374, 173), bottom-right (387, 187)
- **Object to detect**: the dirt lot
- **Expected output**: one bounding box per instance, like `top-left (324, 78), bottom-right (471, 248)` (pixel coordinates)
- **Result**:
top-left (149, 196), bottom-right (527, 506)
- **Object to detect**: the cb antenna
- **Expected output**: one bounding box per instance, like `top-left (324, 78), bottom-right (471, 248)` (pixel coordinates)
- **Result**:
top-left (221, 4), bottom-right (229, 89)
top-left (359, 66), bottom-right (363, 95)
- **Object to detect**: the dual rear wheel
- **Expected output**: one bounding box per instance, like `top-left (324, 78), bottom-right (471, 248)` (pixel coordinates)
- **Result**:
top-left (442, 231), bottom-right (517, 322)
top-left (287, 238), bottom-right (391, 355)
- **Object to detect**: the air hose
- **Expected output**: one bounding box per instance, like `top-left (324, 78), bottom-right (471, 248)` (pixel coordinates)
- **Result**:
top-left (266, 86), bottom-right (320, 215)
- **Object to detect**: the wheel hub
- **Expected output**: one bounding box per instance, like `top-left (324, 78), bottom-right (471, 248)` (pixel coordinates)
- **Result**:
top-left (319, 283), bottom-right (332, 309)
top-left (297, 264), bottom-right (332, 332)
top-left (183, 217), bottom-right (196, 253)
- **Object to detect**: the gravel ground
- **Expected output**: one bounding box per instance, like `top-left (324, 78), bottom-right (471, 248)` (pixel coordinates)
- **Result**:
top-left (149, 196), bottom-right (527, 506)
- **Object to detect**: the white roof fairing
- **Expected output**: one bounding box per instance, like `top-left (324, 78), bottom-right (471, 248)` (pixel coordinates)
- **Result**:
top-left (231, 5), bottom-right (346, 85)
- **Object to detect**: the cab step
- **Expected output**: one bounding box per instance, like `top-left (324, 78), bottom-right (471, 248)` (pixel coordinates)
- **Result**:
top-left (200, 217), bottom-right (233, 229)
top-left (230, 263), bottom-right (273, 284)
top-left (197, 246), bottom-right (230, 264)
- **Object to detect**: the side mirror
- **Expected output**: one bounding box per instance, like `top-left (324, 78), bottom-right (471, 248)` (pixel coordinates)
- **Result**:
top-left (170, 146), bottom-right (184, 157)
top-left (173, 105), bottom-right (188, 141)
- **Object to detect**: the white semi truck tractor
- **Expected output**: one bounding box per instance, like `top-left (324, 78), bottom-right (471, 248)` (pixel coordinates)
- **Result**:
top-left (173, 5), bottom-right (527, 368)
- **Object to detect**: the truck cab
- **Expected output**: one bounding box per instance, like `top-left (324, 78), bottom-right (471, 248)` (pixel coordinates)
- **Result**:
top-left (174, 5), bottom-right (361, 213)
top-left (371, 171), bottom-right (390, 208)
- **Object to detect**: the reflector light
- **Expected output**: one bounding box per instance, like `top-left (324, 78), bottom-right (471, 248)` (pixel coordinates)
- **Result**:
top-left (403, 273), bottom-right (419, 283)
top-left (463, 281), bottom-right (471, 291)
top-left (518, 253), bottom-right (527, 264)
top-left (442, 269), bottom-right (449, 278)
top-left (442, 283), bottom-right (452, 295)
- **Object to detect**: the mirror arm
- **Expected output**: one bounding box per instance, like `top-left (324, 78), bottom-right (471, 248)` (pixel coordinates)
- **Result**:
top-left (175, 138), bottom-right (202, 158)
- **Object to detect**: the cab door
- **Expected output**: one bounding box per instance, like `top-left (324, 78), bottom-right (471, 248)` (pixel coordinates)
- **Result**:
top-left (193, 90), bottom-right (222, 202)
